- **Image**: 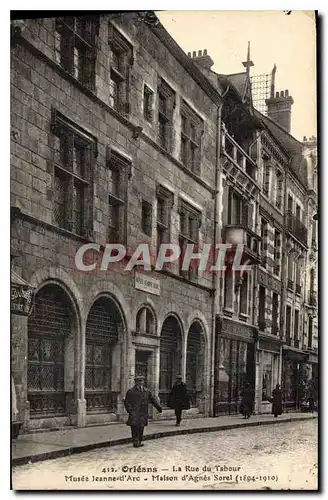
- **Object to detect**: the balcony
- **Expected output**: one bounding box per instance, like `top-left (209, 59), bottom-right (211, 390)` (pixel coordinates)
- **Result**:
top-left (223, 223), bottom-right (261, 265)
top-left (287, 279), bottom-right (294, 291)
top-left (222, 132), bottom-right (258, 183)
top-left (286, 211), bottom-right (308, 247)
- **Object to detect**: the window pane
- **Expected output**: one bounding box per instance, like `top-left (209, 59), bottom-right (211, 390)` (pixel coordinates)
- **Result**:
top-left (73, 137), bottom-right (89, 178)
top-left (54, 172), bottom-right (68, 228)
top-left (109, 76), bottom-right (120, 110)
top-left (73, 181), bottom-right (84, 234)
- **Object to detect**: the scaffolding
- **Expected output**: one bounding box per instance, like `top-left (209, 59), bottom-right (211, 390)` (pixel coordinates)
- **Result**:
top-left (251, 65), bottom-right (276, 115)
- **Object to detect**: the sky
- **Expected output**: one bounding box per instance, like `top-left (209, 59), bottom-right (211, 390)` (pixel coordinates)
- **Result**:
top-left (156, 10), bottom-right (317, 142)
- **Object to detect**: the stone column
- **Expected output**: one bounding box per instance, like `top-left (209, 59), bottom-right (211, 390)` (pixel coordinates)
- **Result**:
top-left (11, 313), bottom-right (29, 429)
top-left (76, 320), bottom-right (86, 427)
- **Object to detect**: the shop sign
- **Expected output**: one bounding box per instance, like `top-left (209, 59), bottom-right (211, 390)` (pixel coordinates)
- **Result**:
top-left (11, 284), bottom-right (34, 316)
top-left (135, 272), bottom-right (160, 296)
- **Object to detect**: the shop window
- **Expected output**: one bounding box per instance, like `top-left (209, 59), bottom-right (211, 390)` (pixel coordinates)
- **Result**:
top-left (262, 352), bottom-right (273, 401)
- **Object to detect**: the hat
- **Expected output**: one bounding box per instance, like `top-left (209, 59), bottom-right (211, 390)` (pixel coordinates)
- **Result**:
top-left (176, 374), bottom-right (183, 379)
top-left (134, 375), bottom-right (145, 381)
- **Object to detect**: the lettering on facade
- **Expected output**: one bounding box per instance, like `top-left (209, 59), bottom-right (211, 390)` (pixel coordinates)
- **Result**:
top-left (11, 284), bottom-right (33, 315)
top-left (135, 273), bottom-right (160, 296)
top-left (221, 319), bottom-right (254, 340)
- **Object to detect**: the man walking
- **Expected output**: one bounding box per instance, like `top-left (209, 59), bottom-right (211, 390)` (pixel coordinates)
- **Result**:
top-left (124, 375), bottom-right (162, 447)
top-left (168, 375), bottom-right (190, 426)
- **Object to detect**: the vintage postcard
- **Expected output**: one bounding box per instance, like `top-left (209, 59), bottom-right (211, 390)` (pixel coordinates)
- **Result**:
top-left (10, 10), bottom-right (318, 491)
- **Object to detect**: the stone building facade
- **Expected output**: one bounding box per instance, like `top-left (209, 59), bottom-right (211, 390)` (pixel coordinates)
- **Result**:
top-left (10, 13), bottom-right (223, 430)
top-left (11, 13), bottom-right (318, 431)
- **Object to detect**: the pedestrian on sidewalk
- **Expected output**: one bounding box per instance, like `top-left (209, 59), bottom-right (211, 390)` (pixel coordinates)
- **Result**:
top-left (167, 375), bottom-right (190, 426)
top-left (124, 375), bottom-right (162, 448)
top-left (271, 384), bottom-right (283, 417)
top-left (240, 381), bottom-right (254, 419)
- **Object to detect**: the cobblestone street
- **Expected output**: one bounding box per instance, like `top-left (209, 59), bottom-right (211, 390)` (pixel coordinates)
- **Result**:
top-left (12, 419), bottom-right (318, 491)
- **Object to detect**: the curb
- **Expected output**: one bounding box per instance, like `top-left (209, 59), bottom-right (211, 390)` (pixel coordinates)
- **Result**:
top-left (12, 415), bottom-right (317, 467)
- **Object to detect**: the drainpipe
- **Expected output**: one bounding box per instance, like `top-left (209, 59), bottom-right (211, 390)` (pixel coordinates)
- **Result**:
top-left (280, 160), bottom-right (290, 397)
top-left (253, 130), bottom-right (262, 413)
top-left (210, 103), bottom-right (223, 417)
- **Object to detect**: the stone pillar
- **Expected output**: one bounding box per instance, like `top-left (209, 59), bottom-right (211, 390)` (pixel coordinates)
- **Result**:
top-left (11, 313), bottom-right (29, 429)
top-left (117, 332), bottom-right (133, 423)
top-left (76, 320), bottom-right (86, 427)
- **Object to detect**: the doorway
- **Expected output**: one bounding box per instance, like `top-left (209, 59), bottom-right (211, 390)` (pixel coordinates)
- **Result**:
top-left (135, 350), bottom-right (151, 387)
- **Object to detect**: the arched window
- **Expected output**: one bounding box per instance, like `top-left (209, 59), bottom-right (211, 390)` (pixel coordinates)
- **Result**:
top-left (136, 306), bottom-right (155, 335)
top-left (28, 284), bottom-right (73, 416)
top-left (186, 321), bottom-right (205, 408)
top-left (85, 296), bottom-right (122, 413)
top-left (159, 315), bottom-right (182, 405)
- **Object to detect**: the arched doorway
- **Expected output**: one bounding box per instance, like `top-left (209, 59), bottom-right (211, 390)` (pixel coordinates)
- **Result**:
top-left (159, 315), bottom-right (182, 407)
top-left (186, 321), bottom-right (205, 410)
top-left (85, 296), bottom-right (123, 415)
top-left (27, 284), bottom-right (75, 418)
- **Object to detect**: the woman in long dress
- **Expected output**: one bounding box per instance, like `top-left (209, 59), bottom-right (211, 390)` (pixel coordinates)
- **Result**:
top-left (240, 382), bottom-right (253, 419)
top-left (271, 384), bottom-right (283, 417)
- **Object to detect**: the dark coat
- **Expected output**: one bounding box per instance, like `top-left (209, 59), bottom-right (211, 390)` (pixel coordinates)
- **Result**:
top-left (240, 386), bottom-right (254, 416)
top-left (124, 386), bottom-right (162, 427)
top-left (167, 382), bottom-right (190, 410)
top-left (271, 388), bottom-right (283, 416)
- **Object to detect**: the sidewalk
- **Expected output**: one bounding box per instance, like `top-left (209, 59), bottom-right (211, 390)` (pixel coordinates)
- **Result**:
top-left (12, 412), bottom-right (317, 466)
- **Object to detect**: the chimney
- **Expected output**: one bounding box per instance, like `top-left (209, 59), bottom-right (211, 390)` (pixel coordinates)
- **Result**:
top-left (188, 49), bottom-right (214, 71)
top-left (265, 89), bottom-right (294, 133)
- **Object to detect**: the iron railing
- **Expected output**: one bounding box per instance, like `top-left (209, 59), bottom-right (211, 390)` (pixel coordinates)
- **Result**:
top-left (286, 211), bottom-right (308, 246)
